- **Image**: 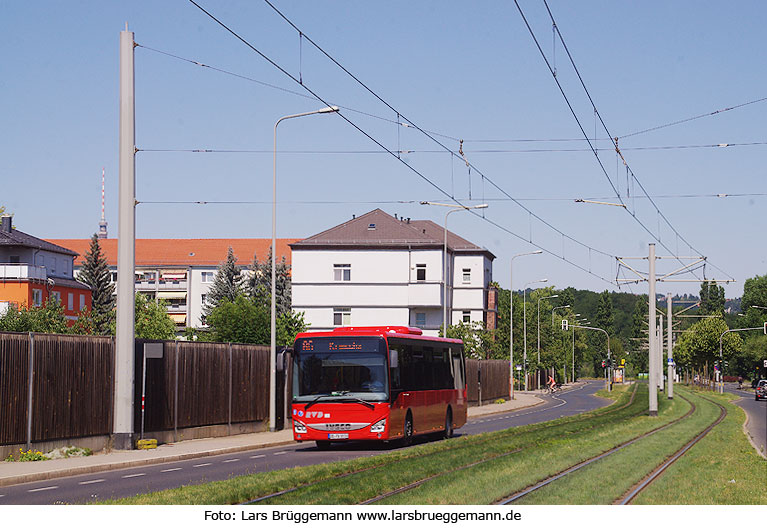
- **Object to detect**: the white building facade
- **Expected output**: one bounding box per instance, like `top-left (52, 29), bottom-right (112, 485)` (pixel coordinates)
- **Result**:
top-left (291, 209), bottom-right (495, 336)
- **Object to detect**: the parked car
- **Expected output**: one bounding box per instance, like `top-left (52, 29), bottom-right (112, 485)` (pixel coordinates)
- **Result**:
top-left (756, 380), bottom-right (767, 401)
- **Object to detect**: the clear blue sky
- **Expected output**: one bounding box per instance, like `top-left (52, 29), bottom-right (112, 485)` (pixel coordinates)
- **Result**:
top-left (3, 1), bottom-right (765, 299)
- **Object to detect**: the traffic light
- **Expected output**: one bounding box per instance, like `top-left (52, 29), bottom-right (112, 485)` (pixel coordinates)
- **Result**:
top-left (621, 358), bottom-right (626, 366)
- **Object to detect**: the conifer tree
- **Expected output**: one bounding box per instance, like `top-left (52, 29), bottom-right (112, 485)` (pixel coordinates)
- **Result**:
top-left (203, 247), bottom-right (243, 317)
top-left (77, 233), bottom-right (115, 334)
top-left (246, 248), bottom-right (292, 316)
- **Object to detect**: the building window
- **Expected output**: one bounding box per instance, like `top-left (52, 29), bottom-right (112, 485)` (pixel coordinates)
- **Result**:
top-left (9, 255), bottom-right (20, 264)
top-left (333, 264), bottom-right (351, 282)
top-left (201, 271), bottom-right (215, 283)
top-left (333, 307), bottom-right (351, 326)
top-left (415, 312), bottom-right (426, 328)
top-left (79, 294), bottom-right (86, 310)
top-left (32, 289), bottom-right (43, 307)
top-left (67, 293), bottom-right (74, 310)
top-left (50, 291), bottom-right (61, 305)
top-left (110, 272), bottom-right (118, 282)
top-left (462, 268), bottom-right (471, 284)
top-left (416, 264), bottom-right (426, 282)
top-left (462, 311), bottom-right (471, 323)
top-left (50, 258), bottom-right (56, 274)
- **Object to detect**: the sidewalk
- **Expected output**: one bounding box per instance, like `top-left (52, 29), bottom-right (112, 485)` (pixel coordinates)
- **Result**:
top-left (0, 391), bottom-right (544, 488)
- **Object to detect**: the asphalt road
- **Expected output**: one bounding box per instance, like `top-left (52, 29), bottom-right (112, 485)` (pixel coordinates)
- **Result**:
top-left (0, 380), bottom-right (608, 505)
top-left (724, 382), bottom-right (766, 457)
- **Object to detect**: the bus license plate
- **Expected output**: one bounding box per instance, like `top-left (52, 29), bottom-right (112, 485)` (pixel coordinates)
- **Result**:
top-left (328, 433), bottom-right (349, 440)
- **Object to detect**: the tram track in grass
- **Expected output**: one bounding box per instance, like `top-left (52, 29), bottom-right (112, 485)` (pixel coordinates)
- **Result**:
top-left (489, 388), bottom-right (726, 506)
top-left (495, 392), bottom-right (698, 505)
top-left (616, 392), bottom-right (727, 505)
top-left (246, 384), bottom-right (644, 505)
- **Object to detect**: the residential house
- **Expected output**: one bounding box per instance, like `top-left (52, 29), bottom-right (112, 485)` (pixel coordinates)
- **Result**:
top-left (0, 216), bottom-right (92, 322)
top-left (290, 209), bottom-right (495, 336)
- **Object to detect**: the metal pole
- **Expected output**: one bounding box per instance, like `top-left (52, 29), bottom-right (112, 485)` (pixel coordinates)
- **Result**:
top-left (572, 327), bottom-right (575, 384)
top-left (659, 313), bottom-right (664, 392)
top-left (510, 265), bottom-right (514, 399)
top-left (115, 25), bottom-right (136, 449)
top-left (523, 288), bottom-right (528, 391)
top-left (648, 243), bottom-right (658, 416)
top-left (140, 349), bottom-right (146, 440)
top-left (271, 107), bottom-right (338, 432)
top-left (228, 343), bottom-right (232, 436)
top-left (174, 340), bottom-right (178, 442)
top-left (667, 294), bottom-right (674, 399)
top-left (26, 332), bottom-right (35, 451)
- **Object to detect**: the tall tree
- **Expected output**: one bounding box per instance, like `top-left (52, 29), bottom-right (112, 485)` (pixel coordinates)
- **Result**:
top-left (77, 234), bottom-right (115, 333)
top-left (699, 281), bottom-right (725, 314)
top-left (246, 248), bottom-right (291, 315)
top-left (108, 293), bottom-right (176, 339)
top-left (203, 247), bottom-right (243, 317)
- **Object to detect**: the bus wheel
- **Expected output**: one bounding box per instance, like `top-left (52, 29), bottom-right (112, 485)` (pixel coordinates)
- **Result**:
top-left (403, 413), bottom-right (414, 446)
top-left (443, 408), bottom-right (453, 439)
top-left (315, 440), bottom-right (331, 450)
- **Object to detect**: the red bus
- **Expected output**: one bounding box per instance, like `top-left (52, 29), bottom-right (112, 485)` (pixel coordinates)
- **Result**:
top-left (291, 326), bottom-right (467, 449)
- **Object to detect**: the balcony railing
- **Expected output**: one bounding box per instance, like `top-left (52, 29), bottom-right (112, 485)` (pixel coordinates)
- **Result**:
top-left (0, 264), bottom-right (47, 281)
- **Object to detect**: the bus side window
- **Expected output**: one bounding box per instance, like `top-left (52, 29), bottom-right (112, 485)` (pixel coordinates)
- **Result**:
top-left (389, 349), bottom-right (400, 390)
top-left (451, 349), bottom-right (465, 390)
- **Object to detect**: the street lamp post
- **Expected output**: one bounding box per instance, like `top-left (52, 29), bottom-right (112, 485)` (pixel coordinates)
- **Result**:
top-left (537, 294), bottom-right (558, 389)
top-left (551, 304), bottom-right (570, 383)
top-left (523, 278), bottom-right (547, 391)
top-left (271, 105), bottom-right (338, 432)
top-left (569, 323), bottom-right (610, 389)
top-left (509, 250), bottom-right (543, 399)
top-left (420, 202), bottom-right (488, 334)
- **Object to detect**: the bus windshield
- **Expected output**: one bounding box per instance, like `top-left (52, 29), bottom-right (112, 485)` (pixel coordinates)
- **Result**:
top-left (293, 337), bottom-right (388, 403)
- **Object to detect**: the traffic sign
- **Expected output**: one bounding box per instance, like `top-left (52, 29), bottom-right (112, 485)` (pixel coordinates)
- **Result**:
top-left (562, 319), bottom-right (569, 331)
top-left (763, 359), bottom-right (767, 368)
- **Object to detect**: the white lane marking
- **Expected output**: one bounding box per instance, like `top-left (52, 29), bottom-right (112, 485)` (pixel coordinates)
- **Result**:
top-left (250, 455), bottom-right (265, 459)
top-left (223, 458), bottom-right (240, 463)
top-left (273, 451), bottom-right (288, 455)
top-left (28, 486), bottom-right (58, 493)
top-left (122, 473), bottom-right (146, 478)
top-left (78, 479), bottom-right (105, 485)
top-left (193, 463), bottom-right (212, 468)
top-left (160, 467), bottom-right (182, 473)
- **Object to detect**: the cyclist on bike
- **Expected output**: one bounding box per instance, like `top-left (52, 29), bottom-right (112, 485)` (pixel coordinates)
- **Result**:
top-left (547, 374), bottom-right (557, 393)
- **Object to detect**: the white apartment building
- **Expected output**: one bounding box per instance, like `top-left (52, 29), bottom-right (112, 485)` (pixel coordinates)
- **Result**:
top-left (46, 238), bottom-right (295, 329)
top-left (290, 209), bottom-right (495, 336)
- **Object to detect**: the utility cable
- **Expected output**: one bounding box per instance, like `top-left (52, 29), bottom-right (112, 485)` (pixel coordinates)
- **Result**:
top-left (187, 0), bottom-right (618, 284)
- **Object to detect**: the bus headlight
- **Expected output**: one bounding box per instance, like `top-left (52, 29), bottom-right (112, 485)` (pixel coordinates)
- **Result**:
top-left (370, 418), bottom-right (386, 433)
top-left (294, 421), bottom-right (307, 433)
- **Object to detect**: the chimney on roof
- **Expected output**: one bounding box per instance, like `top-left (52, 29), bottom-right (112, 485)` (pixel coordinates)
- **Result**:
top-left (1, 215), bottom-right (11, 233)
top-left (352, 214), bottom-right (356, 219)
top-left (407, 218), bottom-right (410, 224)
top-left (394, 213), bottom-right (398, 220)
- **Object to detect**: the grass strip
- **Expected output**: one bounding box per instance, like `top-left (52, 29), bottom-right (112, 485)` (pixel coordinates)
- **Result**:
top-left (256, 385), bottom-right (647, 504)
top-left (99, 383), bottom-right (638, 504)
top-left (379, 385), bottom-right (687, 504)
top-left (512, 387), bottom-right (717, 504)
top-left (633, 389), bottom-right (767, 505)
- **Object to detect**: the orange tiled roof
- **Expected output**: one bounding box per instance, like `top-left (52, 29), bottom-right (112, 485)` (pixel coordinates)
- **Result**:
top-left (45, 239), bottom-right (297, 268)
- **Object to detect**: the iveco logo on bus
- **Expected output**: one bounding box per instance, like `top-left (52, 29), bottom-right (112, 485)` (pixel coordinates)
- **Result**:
top-left (326, 423), bottom-right (352, 431)
top-left (305, 411), bottom-right (329, 419)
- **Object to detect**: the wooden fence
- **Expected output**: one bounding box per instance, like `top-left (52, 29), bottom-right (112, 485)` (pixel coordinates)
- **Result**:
top-left (466, 359), bottom-right (510, 404)
top-left (0, 332), bottom-right (114, 446)
top-left (133, 340), bottom-right (274, 435)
